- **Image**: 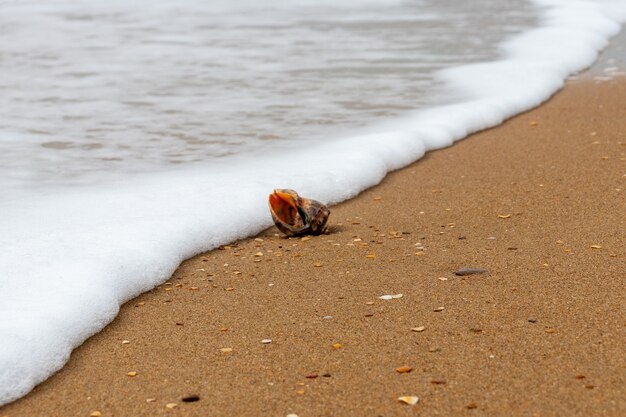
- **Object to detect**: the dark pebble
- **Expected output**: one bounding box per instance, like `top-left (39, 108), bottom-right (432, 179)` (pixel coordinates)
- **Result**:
top-left (454, 268), bottom-right (488, 276)
top-left (528, 319), bottom-right (537, 323)
top-left (182, 395), bottom-right (200, 402)
top-left (305, 374), bottom-right (318, 379)
top-left (322, 373), bottom-right (332, 378)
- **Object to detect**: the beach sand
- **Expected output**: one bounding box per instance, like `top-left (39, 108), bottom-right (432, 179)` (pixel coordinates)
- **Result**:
top-left (2, 78), bottom-right (625, 417)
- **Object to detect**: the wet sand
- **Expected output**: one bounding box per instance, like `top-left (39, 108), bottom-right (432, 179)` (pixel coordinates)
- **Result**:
top-left (2, 79), bottom-right (625, 417)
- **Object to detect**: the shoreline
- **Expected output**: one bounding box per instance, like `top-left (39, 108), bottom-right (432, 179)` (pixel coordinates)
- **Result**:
top-left (2, 78), bottom-right (625, 416)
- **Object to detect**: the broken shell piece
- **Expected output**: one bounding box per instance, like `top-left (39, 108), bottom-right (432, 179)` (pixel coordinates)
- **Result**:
top-left (398, 396), bottom-right (419, 406)
top-left (269, 189), bottom-right (330, 236)
top-left (379, 294), bottom-right (403, 300)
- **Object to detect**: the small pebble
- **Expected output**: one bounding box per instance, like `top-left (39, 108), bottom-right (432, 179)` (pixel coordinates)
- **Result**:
top-left (434, 306), bottom-right (444, 312)
top-left (165, 403), bottom-right (178, 409)
top-left (182, 395), bottom-right (200, 402)
top-left (121, 340), bottom-right (130, 344)
top-left (146, 398), bottom-right (156, 403)
top-left (90, 412), bottom-right (102, 417)
top-left (411, 326), bottom-right (426, 332)
top-left (261, 339), bottom-right (272, 344)
top-left (395, 366), bottom-right (413, 374)
top-left (322, 315), bottom-right (333, 320)
top-left (454, 268), bottom-right (487, 276)
top-left (127, 371), bottom-right (137, 377)
top-left (332, 343), bottom-right (343, 349)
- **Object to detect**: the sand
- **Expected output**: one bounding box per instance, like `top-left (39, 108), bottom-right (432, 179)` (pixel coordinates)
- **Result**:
top-left (2, 78), bottom-right (625, 417)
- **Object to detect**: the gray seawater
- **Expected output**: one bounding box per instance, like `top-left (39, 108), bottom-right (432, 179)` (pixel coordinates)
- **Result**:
top-left (0, 0), bottom-right (537, 189)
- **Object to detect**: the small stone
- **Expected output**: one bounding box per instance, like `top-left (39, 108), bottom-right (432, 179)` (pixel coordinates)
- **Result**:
top-left (90, 412), bottom-right (102, 417)
top-left (295, 390), bottom-right (305, 395)
top-left (127, 371), bottom-right (137, 377)
top-left (332, 343), bottom-right (343, 349)
top-left (182, 395), bottom-right (200, 402)
top-left (122, 340), bottom-right (130, 344)
top-left (395, 366), bottom-right (413, 374)
top-left (366, 254), bottom-right (376, 259)
top-left (254, 252), bottom-right (263, 257)
top-left (286, 414), bottom-right (299, 417)
top-left (590, 245), bottom-right (602, 249)
top-left (437, 277), bottom-right (448, 281)
top-left (322, 315), bottom-right (333, 320)
top-left (411, 326), bottom-right (426, 332)
top-left (545, 328), bottom-right (557, 334)
top-left (322, 373), bottom-right (332, 378)
top-left (313, 262), bottom-right (323, 267)
top-left (220, 347), bottom-right (233, 353)
top-left (365, 301), bottom-right (375, 305)
top-left (398, 396), bottom-right (419, 406)
top-left (454, 268), bottom-right (487, 276)
top-left (146, 398), bottom-right (156, 403)
top-left (165, 403), bottom-right (178, 409)
top-left (466, 402), bottom-right (478, 410)
top-left (575, 375), bottom-right (586, 380)
top-left (433, 306), bottom-right (444, 312)
top-left (305, 374), bottom-right (318, 379)
top-left (497, 214), bottom-right (512, 219)
top-left (261, 339), bottom-right (272, 344)
top-left (431, 379), bottom-right (446, 385)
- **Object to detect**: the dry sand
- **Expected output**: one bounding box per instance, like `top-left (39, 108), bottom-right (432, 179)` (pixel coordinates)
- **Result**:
top-left (2, 79), bottom-right (625, 417)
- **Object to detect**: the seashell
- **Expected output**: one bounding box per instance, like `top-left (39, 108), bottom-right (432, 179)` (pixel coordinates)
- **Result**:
top-left (268, 189), bottom-right (330, 236)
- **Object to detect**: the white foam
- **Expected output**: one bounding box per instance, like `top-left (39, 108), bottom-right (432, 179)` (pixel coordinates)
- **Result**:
top-left (0, 0), bottom-right (624, 406)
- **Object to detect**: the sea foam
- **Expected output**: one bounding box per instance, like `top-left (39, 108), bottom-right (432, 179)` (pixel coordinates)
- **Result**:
top-left (0, 0), bottom-right (625, 406)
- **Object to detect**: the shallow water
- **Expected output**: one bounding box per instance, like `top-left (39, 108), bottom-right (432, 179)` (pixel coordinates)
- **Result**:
top-left (0, 0), bottom-right (537, 190)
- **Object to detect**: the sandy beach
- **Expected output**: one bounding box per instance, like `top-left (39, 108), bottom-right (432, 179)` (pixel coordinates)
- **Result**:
top-left (2, 78), bottom-right (625, 416)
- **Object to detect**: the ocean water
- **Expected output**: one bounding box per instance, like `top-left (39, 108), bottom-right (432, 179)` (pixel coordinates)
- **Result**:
top-left (1, 0), bottom-right (538, 192)
top-left (1, 0), bottom-right (625, 407)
